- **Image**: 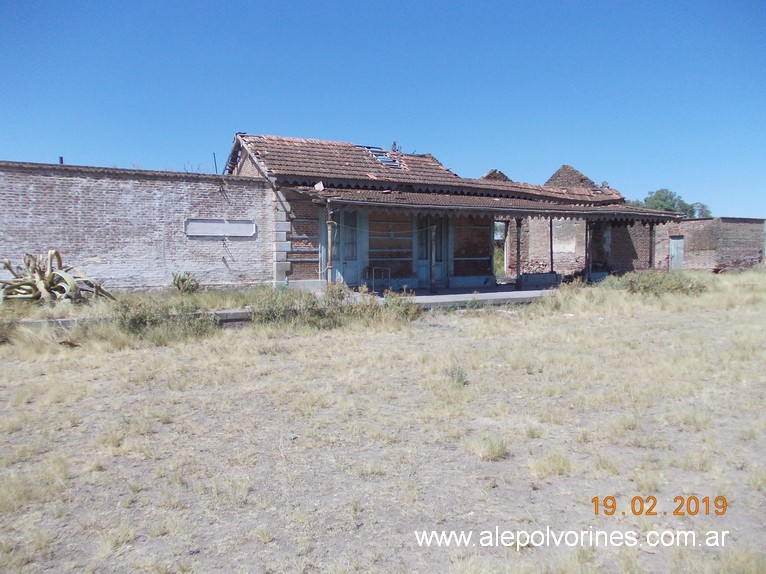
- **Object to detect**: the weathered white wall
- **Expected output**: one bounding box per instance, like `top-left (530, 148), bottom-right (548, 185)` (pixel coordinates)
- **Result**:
top-left (0, 162), bottom-right (275, 290)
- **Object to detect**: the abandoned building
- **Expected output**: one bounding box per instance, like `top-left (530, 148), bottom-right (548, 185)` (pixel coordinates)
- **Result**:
top-left (222, 135), bottom-right (679, 291)
top-left (657, 217), bottom-right (765, 272)
top-left (0, 134), bottom-right (762, 292)
top-left (505, 166), bottom-right (765, 277)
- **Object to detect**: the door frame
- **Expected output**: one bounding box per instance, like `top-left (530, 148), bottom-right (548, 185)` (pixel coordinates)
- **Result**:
top-left (331, 210), bottom-right (363, 285)
top-left (669, 235), bottom-right (684, 270)
top-left (415, 215), bottom-right (447, 289)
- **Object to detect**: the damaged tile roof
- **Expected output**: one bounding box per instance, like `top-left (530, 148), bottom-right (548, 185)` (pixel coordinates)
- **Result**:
top-left (228, 134), bottom-right (623, 205)
top-left (480, 168), bottom-right (513, 182)
top-left (234, 134), bottom-right (460, 185)
top-left (295, 186), bottom-right (679, 223)
top-left (545, 165), bottom-right (622, 199)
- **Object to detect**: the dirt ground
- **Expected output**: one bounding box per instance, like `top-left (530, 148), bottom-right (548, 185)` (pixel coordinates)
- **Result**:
top-left (1, 280), bottom-right (765, 573)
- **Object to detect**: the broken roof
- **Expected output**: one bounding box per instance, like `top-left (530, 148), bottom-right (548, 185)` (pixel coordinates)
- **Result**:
top-left (545, 165), bottom-right (622, 198)
top-left (227, 134), bottom-right (623, 205)
top-left (234, 134), bottom-right (460, 185)
top-left (293, 185), bottom-right (678, 224)
top-left (480, 168), bottom-right (512, 182)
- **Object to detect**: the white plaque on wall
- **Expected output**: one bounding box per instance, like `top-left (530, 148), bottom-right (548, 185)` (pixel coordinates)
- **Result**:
top-left (184, 219), bottom-right (257, 238)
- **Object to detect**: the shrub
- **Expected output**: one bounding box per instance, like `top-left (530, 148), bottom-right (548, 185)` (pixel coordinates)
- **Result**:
top-left (382, 289), bottom-right (420, 321)
top-left (338, 284), bottom-right (383, 323)
top-left (322, 282), bottom-right (352, 322)
top-left (600, 271), bottom-right (709, 296)
top-left (249, 285), bottom-right (418, 329)
top-left (172, 271), bottom-right (199, 294)
top-left (249, 287), bottom-right (324, 326)
top-left (445, 366), bottom-right (468, 387)
top-left (116, 298), bottom-right (170, 333)
top-left (115, 297), bottom-right (217, 344)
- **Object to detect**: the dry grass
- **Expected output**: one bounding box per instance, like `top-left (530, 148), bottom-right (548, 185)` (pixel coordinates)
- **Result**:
top-left (463, 432), bottom-right (509, 461)
top-left (0, 271), bottom-right (764, 572)
top-left (527, 449), bottom-right (574, 479)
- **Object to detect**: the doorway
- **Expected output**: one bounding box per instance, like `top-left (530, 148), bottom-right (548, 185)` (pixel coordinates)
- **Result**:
top-left (331, 211), bottom-right (360, 285)
top-left (669, 235), bottom-right (684, 270)
top-left (416, 215), bottom-right (446, 288)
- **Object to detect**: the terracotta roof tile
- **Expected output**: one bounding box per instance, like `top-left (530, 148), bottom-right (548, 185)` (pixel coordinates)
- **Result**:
top-left (238, 134), bottom-right (460, 185)
top-left (233, 135), bottom-right (622, 204)
top-left (545, 165), bottom-right (623, 199)
top-left (293, 186), bottom-right (679, 223)
top-left (480, 168), bottom-right (513, 182)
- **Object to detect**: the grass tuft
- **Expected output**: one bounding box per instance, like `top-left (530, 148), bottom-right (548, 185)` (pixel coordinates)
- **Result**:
top-left (747, 467), bottom-right (766, 491)
top-left (528, 449), bottom-right (573, 478)
top-left (464, 432), bottom-right (509, 461)
top-left (445, 366), bottom-right (469, 388)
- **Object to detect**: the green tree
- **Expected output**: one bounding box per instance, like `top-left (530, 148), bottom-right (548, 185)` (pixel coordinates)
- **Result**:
top-left (630, 189), bottom-right (711, 219)
top-left (691, 202), bottom-right (712, 218)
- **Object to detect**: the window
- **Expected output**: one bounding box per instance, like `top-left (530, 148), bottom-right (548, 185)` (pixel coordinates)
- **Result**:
top-left (344, 212), bottom-right (357, 261)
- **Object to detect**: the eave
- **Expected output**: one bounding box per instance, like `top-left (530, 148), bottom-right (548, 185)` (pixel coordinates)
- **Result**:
top-left (289, 186), bottom-right (680, 224)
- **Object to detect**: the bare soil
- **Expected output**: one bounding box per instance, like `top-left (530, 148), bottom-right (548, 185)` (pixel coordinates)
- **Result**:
top-left (1, 285), bottom-right (764, 573)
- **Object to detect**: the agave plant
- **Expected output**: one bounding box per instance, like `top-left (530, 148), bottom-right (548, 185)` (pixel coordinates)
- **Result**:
top-left (172, 271), bottom-right (200, 294)
top-left (0, 249), bottom-right (114, 303)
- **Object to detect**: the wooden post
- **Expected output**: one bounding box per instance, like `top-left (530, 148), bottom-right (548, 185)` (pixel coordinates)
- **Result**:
top-left (326, 203), bottom-right (333, 283)
top-left (649, 222), bottom-right (656, 269)
top-left (585, 220), bottom-right (593, 283)
top-left (429, 224), bottom-right (436, 293)
top-left (515, 218), bottom-right (522, 290)
top-left (490, 219), bottom-right (496, 278)
top-left (504, 220), bottom-right (510, 276)
top-left (549, 218), bottom-right (554, 273)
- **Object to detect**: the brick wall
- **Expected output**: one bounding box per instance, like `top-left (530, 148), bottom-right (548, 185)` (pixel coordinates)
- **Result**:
top-left (501, 217), bottom-right (668, 276)
top-left (284, 190), bottom-right (322, 281)
top-left (504, 217), bottom-right (587, 275)
top-left (231, 151), bottom-right (324, 286)
top-left (715, 218), bottom-right (764, 270)
top-left (503, 218), bottom-right (528, 276)
top-left (0, 162), bottom-right (275, 290)
top-left (657, 219), bottom-right (716, 271)
top-left (523, 219), bottom-right (658, 274)
top-left (655, 218), bottom-right (765, 271)
top-left (528, 217), bottom-right (587, 274)
top-left (230, 152), bottom-right (262, 178)
top-left (608, 223), bottom-right (653, 272)
top-left (526, 218), bottom-right (553, 273)
top-left (452, 215), bottom-right (492, 276)
top-left (368, 212), bottom-right (414, 278)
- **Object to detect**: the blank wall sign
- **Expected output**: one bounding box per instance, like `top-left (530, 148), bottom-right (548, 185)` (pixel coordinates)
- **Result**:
top-left (184, 219), bottom-right (257, 237)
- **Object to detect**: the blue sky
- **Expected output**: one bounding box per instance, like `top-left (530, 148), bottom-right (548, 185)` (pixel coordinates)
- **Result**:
top-left (1, 1), bottom-right (764, 216)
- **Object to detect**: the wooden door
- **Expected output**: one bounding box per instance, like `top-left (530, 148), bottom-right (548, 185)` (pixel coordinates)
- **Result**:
top-left (416, 216), bottom-right (445, 288)
top-left (669, 235), bottom-right (684, 270)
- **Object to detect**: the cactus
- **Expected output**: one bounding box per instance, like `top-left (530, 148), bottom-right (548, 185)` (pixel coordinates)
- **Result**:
top-left (172, 271), bottom-right (199, 294)
top-left (0, 250), bottom-right (114, 303)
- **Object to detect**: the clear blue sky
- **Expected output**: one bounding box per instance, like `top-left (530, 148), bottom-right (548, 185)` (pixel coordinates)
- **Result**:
top-left (2, 1), bottom-right (764, 217)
